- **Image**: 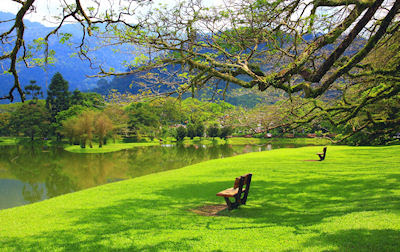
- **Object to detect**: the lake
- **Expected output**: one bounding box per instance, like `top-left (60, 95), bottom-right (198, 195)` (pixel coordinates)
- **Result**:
top-left (0, 143), bottom-right (302, 210)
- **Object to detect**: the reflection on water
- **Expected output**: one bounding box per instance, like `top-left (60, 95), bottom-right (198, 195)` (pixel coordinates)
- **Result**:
top-left (0, 143), bottom-right (297, 210)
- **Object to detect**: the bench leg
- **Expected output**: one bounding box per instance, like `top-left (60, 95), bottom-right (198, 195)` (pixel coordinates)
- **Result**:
top-left (224, 197), bottom-right (233, 210)
top-left (224, 197), bottom-right (240, 210)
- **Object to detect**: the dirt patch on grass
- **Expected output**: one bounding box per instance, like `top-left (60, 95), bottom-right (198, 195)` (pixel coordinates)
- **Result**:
top-left (190, 204), bottom-right (228, 216)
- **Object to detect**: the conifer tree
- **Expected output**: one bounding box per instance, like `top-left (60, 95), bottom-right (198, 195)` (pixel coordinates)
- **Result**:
top-left (46, 72), bottom-right (70, 121)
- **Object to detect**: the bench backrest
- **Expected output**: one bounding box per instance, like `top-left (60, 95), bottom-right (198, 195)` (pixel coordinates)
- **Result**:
top-left (233, 173), bottom-right (252, 190)
top-left (322, 147), bottom-right (327, 157)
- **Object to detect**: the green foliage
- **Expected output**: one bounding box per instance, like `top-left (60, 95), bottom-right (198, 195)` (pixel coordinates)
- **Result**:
top-left (126, 102), bottom-right (161, 138)
top-left (181, 98), bottom-right (234, 125)
top-left (55, 105), bottom-right (86, 124)
top-left (207, 124), bottom-right (220, 139)
top-left (10, 103), bottom-right (51, 140)
top-left (94, 113), bottom-right (114, 147)
top-left (60, 110), bottom-right (114, 148)
top-left (71, 90), bottom-right (105, 108)
top-left (195, 123), bottom-right (205, 139)
top-left (46, 72), bottom-right (71, 121)
top-left (220, 126), bottom-right (233, 140)
top-left (24, 80), bottom-right (43, 102)
top-left (186, 124), bottom-right (196, 139)
top-left (0, 112), bottom-right (11, 136)
top-left (175, 126), bottom-right (187, 142)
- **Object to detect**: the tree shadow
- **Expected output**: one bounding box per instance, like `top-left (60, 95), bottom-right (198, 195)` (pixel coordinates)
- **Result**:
top-left (153, 174), bottom-right (400, 228)
top-left (0, 198), bottom-right (200, 250)
top-left (300, 229), bottom-right (400, 251)
top-left (1, 172), bottom-right (398, 250)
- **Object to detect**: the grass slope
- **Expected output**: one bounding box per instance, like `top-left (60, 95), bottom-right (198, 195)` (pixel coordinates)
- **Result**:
top-left (0, 145), bottom-right (399, 251)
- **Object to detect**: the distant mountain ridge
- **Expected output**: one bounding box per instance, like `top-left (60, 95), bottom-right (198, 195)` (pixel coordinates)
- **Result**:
top-left (1, 11), bottom-right (365, 107)
top-left (0, 11), bottom-right (135, 101)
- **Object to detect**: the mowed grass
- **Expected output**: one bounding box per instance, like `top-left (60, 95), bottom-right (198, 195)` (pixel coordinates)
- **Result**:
top-left (0, 145), bottom-right (399, 251)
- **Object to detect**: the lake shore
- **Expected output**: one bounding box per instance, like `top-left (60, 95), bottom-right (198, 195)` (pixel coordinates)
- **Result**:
top-left (1, 145), bottom-right (399, 250)
top-left (62, 137), bottom-right (332, 154)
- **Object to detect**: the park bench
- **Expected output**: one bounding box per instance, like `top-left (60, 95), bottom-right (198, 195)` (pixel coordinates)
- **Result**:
top-left (216, 173), bottom-right (252, 210)
top-left (317, 147), bottom-right (327, 161)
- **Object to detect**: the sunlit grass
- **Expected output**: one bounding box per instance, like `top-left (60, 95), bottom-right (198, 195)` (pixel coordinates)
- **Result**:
top-left (0, 145), bottom-right (399, 250)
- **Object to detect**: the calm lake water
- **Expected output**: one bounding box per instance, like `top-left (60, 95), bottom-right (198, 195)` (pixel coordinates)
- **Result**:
top-left (0, 143), bottom-right (303, 210)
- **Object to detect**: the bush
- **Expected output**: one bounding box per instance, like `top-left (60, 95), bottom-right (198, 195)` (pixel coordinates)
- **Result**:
top-left (195, 124), bottom-right (205, 139)
top-left (175, 126), bottom-right (187, 141)
top-left (187, 124), bottom-right (196, 139)
top-left (219, 126), bottom-right (233, 140)
top-left (207, 124), bottom-right (220, 140)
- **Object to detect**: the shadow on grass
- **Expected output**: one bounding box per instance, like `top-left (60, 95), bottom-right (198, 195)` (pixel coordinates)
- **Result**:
top-left (0, 198), bottom-right (201, 250)
top-left (1, 173), bottom-right (399, 250)
top-left (300, 229), bottom-right (400, 251)
top-left (155, 174), bottom-right (400, 221)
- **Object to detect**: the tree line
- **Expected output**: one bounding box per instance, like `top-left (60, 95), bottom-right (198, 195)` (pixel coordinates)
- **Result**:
top-left (1, 71), bottom-right (397, 146)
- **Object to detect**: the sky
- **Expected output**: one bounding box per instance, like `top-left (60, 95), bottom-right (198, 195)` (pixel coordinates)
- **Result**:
top-left (0, 0), bottom-right (224, 27)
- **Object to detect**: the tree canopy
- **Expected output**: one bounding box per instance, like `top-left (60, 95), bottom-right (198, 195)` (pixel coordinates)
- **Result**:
top-left (1, 0), bottom-right (399, 142)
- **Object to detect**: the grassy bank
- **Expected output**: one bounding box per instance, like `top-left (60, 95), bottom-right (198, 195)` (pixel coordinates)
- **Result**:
top-left (1, 145), bottom-right (399, 250)
top-left (64, 137), bottom-right (331, 154)
top-left (167, 136), bottom-right (331, 146)
top-left (64, 142), bottom-right (159, 153)
top-left (225, 136), bottom-right (331, 145)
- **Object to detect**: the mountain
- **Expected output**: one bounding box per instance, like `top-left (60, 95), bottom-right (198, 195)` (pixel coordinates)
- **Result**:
top-left (0, 12), bottom-right (135, 101)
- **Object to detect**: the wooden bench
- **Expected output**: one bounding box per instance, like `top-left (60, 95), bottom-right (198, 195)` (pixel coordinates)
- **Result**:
top-left (216, 173), bottom-right (252, 210)
top-left (317, 147), bottom-right (327, 161)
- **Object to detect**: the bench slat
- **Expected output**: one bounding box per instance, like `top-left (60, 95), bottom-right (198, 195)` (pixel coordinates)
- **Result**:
top-left (216, 188), bottom-right (247, 197)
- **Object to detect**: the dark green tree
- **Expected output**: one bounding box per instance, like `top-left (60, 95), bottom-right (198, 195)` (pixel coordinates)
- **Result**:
top-left (187, 124), bottom-right (196, 139)
top-left (46, 72), bottom-right (71, 121)
top-left (175, 126), bottom-right (187, 142)
top-left (10, 103), bottom-right (51, 141)
top-left (24, 80), bottom-right (43, 102)
top-left (71, 90), bottom-right (105, 108)
top-left (195, 123), bottom-right (205, 140)
top-left (207, 124), bottom-right (220, 140)
top-left (127, 102), bottom-right (160, 139)
top-left (220, 126), bottom-right (233, 140)
top-left (0, 112), bottom-right (11, 136)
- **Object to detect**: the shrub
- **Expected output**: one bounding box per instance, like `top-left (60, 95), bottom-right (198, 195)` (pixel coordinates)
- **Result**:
top-left (207, 124), bottom-right (220, 140)
top-left (195, 124), bottom-right (205, 139)
top-left (219, 126), bottom-right (233, 140)
top-left (187, 124), bottom-right (196, 139)
top-left (175, 126), bottom-right (187, 141)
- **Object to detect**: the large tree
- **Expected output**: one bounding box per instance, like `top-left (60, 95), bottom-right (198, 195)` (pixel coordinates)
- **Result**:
top-left (2, 0), bottom-right (399, 142)
top-left (100, 0), bottom-right (399, 142)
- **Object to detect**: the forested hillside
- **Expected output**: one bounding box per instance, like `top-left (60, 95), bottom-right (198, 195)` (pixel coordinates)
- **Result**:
top-left (0, 12), bottom-right (134, 99)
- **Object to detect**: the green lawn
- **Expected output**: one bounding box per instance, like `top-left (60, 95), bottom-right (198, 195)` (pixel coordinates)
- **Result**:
top-left (1, 145), bottom-right (399, 250)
